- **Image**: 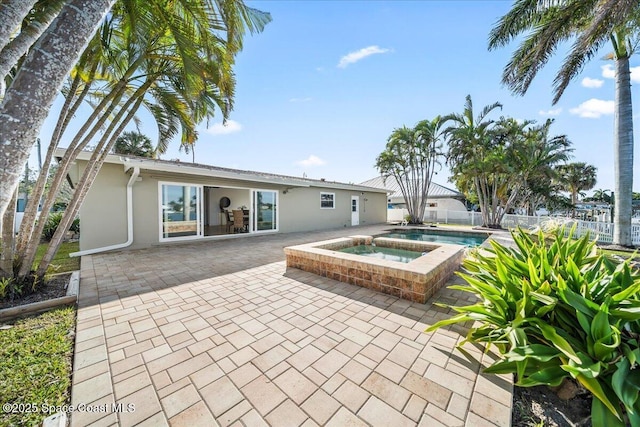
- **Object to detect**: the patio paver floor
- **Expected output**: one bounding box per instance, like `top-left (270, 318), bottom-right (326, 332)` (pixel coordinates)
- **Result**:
top-left (70, 225), bottom-right (512, 426)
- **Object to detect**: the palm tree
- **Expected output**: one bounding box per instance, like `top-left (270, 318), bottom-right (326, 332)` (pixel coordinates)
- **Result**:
top-left (557, 162), bottom-right (598, 217)
top-left (0, 0), bottom-right (116, 218)
top-left (0, 0), bottom-right (66, 94)
top-left (0, 0), bottom-right (40, 53)
top-left (488, 0), bottom-right (638, 246)
top-left (14, 0), bottom-right (271, 280)
top-left (376, 117), bottom-right (444, 224)
top-left (445, 95), bottom-right (506, 228)
top-left (509, 119), bottom-right (573, 215)
top-left (592, 188), bottom-right (612, 203)
top-left (114, 131), bottom-right (156, 158)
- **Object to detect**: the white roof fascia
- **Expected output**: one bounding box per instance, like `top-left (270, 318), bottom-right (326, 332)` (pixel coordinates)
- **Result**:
top-left (57, 149), bottom-right (385, 193)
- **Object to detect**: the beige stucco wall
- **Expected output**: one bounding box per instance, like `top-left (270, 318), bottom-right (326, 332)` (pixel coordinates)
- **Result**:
top-left (78, 161), bottom-right (387, 251)
top-left (278, 189), bottom-right (386, 232)
top-left (78, 162), bottom-right (129, 251)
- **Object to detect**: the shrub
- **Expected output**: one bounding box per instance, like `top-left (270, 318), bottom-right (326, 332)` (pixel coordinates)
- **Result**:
top-left (41, 213), bottom-right (79, 241)
top-left (0, 277), bottom-right (13, 299)
top-left (70, 218), bottom-right (80, 234)
top-left (427, 227), bottom-right (640, 426)
top-left (42, 212), bottom-right (64, 241)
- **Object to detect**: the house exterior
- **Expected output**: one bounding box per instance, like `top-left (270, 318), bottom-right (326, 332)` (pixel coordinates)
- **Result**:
top-left (62, 150), bottom-right (388, 254)
top-left (360, 176), bottom-right (467, 221)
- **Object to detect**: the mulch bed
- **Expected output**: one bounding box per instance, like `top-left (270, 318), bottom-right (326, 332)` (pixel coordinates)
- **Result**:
top-left (513, 382), bottom-right (592, 426)
top-left (0, 273), bottom-right (71, 309)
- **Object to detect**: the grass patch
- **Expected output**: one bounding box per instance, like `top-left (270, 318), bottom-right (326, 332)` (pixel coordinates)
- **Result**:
top-left (34, 241), bottom-right (80, 274)
top-left (0, 307), bottom-right (75, 427)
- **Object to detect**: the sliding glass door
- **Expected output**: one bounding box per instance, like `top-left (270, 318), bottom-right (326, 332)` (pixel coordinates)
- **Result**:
top-left (252, 190), bottom-right (277, 232)
top-left (160, 183), bottom-right (203, 240)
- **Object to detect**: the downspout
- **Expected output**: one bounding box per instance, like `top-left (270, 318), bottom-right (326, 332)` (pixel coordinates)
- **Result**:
top-left (70, 165), bottom-right (140, 257)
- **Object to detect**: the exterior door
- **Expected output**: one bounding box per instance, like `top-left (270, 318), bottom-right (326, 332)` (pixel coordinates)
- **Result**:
top-left (252, 190), bottom-right (278, 232)
top-left (160, 183), bottom-right (203, 240)
top-left (351, 196), bottom-right (359, 226)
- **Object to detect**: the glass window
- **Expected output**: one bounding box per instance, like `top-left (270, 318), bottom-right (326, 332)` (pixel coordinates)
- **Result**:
top-left (320, 192), bottom-right (335, 209)
top-left (161, 183), bottom-right (201, 239)
top-left (253, 190), bottom-right (277, 231)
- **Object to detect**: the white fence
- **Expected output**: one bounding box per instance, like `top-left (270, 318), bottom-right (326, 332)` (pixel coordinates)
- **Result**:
top-left (387, 208), bottom-right (640, 246)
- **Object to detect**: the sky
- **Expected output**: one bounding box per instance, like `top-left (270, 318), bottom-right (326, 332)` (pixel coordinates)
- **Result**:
top-left (36, 0), bottom-right (640, 194)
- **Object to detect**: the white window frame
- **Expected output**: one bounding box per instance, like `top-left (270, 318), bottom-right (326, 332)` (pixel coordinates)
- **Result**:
top-left (320, 192), bottom-right (335, 209)
top-left (158, 181), bottom-right (203, 242)
top-left (252, 188), bottom-right (278, 233)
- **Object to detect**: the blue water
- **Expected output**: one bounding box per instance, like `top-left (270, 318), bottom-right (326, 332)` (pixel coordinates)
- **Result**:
top-left (339, 245), bottom-right (422, 263)
top-left (380, 229), bottom-right (487, 247)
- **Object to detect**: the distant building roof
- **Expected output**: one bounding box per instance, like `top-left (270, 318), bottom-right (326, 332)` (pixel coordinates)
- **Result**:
top-left (360, 176), bottom-right (464, 200)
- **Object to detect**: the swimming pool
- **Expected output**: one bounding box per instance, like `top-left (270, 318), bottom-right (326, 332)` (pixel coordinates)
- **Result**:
top-left (338, 244), bottom-right (423, 263)
top-left (380, 228), bottom-right (489, 247)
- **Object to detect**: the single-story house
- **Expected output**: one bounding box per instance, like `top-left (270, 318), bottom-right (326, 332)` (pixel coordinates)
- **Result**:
top-left (360, 176), bottom-right (467, 215)
top-left (60, 150), bottom-right (388, 255)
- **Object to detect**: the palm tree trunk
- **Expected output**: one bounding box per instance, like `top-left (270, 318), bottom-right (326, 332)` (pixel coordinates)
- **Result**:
top-left (0, 0), bottom-right (38, 53)
top-left (16, 80), bottom-right (130, 279)
top-left (0, 190), bottom-right (17, 275)
top-left (36, 94), bottom-right (146, 277)
top-left (0, 0), bottom-right (115, 219)
top-left (613, 57), bottom-right (633, 246)
top-left (15, 59), bottom-right (99, 257)
top-left (0, 8), bottom-right (59, 84)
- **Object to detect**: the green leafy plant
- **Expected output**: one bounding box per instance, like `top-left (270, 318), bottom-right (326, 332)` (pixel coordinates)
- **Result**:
top-left (70, 218), bottom-right (80, 234)
top-left (42, 212), bottom-right (64, 241)
top-left (427, 226), bottom-right (640, 426)
top-left (0, 277), bottom-right (13, 299)
top-left (41, 213), bottom-right (79, 241)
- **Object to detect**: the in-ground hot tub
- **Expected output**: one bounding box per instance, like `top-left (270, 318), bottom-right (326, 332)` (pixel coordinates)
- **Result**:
top-left (284, 235), bottom-right (465, 303)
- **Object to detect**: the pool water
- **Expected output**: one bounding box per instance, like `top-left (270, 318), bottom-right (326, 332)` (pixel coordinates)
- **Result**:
top-left (339, 245), bottom-right (422, 263)
top-left (380, 229), bottom-right (487, 247)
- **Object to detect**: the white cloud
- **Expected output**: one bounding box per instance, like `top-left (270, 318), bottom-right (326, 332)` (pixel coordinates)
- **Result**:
top-left (289, 97), bottom-right (312, 103)
top-left (538, 108), bottom-right (562, 116)
top-left (601, 64), bottom-right (640, 82)
top-left (338, 45), bottom-right (390, 68)
top-left (581, 77), bottom-right (604, 88)
top-left (601, 64), bottom-right (616, 79)
top-left (296, 155), bottom-right (326, 167)
top-left (206, 119), bottom-right (242, 135)
top-left (569, 98), bottom-right (614, 118)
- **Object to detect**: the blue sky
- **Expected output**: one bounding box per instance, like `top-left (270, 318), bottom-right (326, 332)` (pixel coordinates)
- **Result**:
top-left (38, 1), bottom-right (640, 194)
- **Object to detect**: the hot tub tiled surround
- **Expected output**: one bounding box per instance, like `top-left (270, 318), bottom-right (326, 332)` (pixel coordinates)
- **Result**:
top-left (284, 235), bottom-right (465, 303)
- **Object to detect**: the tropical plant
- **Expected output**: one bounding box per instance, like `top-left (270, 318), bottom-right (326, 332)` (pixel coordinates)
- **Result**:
top-left (10, 0), bottom-right (270, 282)
top-left (41, 212), bottom-right (64, 241)
top-left (113, 131), bottom-right (156, 158)
top-left (591, 188), bottom-right (612, 204)
top-left (445, 95), bottom-right (514, 228)
top-left (376, 117), bottom-right (445, 224)
top-left (427, 226), bottom-right (640, 426)
top-left (0, 0), bottom-right (67, 94)
top-left (0, 276), bottom-right (13, 299)
top-left (557, 162), bottom-right (598, 217)
top-left (0, 0), bottom-right (116, 218)
top-left (488, 0), bottom-right (639, 246)
top-left (509, 119), bottom-right (573, 216)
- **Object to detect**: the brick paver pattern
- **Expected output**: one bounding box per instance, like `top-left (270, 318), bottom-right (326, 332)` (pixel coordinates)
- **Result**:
top-left (70, 225), bottom-right (512, 426)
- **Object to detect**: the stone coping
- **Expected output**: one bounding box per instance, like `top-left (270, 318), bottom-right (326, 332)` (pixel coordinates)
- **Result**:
top-left (284, 235), bottom-right (465, 303)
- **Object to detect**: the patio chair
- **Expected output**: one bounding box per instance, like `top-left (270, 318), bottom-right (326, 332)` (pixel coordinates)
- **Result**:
top-left (224, 210), bottom-right (234, 233)
top-left (232, 209), bottom-right (248, 233)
